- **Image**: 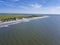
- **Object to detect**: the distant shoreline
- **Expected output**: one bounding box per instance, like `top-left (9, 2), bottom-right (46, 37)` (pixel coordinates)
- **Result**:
top-left (0, 16), bottom-right (49, 25)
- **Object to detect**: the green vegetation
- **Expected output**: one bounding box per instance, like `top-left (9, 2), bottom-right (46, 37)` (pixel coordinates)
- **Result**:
top-left (0, 15), bottom-right (39, 22)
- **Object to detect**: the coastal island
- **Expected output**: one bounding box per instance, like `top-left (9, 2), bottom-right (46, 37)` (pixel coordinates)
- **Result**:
top-left (0, 15), bottom-right (48, 27)
top-left (0, 15), bottom-right (39, 22)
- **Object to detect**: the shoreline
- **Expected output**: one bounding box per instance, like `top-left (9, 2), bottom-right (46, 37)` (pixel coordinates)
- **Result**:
top-left (0, 16), bottom-right (49, 27)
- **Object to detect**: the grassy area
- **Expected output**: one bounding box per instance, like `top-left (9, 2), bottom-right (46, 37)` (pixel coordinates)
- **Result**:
top-left (0, 15), bottom-right (39, 22)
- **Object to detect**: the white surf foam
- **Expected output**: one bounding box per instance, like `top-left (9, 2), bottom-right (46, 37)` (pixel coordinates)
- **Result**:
top-left (0, 25), bottom-right (8, 28)
top-left (0, 16), bottom-right (49, 28)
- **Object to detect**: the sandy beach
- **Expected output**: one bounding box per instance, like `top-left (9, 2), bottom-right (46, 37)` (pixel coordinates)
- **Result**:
top-left (0, 16), bottom-right (49, 27)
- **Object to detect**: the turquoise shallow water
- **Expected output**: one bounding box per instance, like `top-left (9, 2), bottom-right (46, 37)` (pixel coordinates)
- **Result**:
top-left (0, 15), bottom-right (60, 45)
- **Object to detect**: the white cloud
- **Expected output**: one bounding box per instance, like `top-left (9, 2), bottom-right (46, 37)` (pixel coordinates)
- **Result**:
top-left (56, 6), bottom-right (60, 9)
top-left (30, 4), bottom-right (42, 8)
top-left (13, 0), bottom-right (19, 1)
top-left (1, 1), bottom-right (60, 14)
top-left (41, 6), bottom-right (60, 14)
top-left (29, 6), bottom-right (60, 14)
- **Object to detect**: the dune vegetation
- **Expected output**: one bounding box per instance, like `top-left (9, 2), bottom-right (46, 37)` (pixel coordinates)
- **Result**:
top-left (0, 15), bottom-right (39, 22)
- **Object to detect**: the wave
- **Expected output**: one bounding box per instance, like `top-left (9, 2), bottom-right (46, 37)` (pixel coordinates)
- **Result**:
top-left (0, 25), bottom-right (8, 28)
top-left (0, 16), bottom-right (49, 28)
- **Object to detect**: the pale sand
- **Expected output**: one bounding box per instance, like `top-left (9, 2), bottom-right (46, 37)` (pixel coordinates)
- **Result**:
top-left (0, 16), bottom-right (49, 27)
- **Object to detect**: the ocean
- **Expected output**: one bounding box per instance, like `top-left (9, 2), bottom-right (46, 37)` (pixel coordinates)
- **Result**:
top-left (0, 15), bottom-right (60, 45)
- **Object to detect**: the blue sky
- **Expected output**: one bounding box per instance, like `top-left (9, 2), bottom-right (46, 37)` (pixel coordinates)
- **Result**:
top-left (0, 0), bottom-right (60, 14)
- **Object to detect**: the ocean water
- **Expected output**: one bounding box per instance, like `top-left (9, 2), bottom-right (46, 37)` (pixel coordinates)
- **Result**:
top-left (0, 15), bottom-right (60, 45)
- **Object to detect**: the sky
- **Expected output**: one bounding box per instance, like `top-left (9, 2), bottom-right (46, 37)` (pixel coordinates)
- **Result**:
top-left (0, 0), bottom-right (60, 14)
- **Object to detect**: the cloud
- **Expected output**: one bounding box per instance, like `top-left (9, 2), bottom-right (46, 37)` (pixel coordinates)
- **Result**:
top-left (24, 6), bottom-right (60, 14)
top-left (56, 6), bottom-right (60, 9)
top-left (30, 4), bottom-right (42, 8)
top-left (13, 0), bottom-right (19, 2)
top-left (40, 6), bottom-right (60, 14)
top-left (0, 0), bottom-right (60, 14)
